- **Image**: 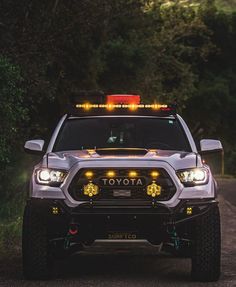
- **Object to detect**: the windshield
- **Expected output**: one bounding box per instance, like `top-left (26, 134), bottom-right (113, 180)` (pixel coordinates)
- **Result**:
top-left (53, 117), bottom-right (191, 152)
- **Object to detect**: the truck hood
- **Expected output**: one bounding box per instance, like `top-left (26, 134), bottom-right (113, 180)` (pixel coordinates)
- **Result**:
top-left (44, 149), bottom-right (199, 171)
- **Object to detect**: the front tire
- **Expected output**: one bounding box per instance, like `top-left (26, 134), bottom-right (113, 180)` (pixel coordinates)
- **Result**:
top-left (22, 204), bottom-right (53, 280)
top-left (191, 205), bottom-right (221, 282)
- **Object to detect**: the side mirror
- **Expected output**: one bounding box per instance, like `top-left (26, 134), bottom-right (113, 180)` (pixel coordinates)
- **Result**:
top-left (200, 139), bottom-right (223, 153)
top-left (24, 139), bottom-right (45, 155)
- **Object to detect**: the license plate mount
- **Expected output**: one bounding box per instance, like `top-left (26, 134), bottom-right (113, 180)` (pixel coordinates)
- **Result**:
top-left (113, 190), bottom-right (131, 197)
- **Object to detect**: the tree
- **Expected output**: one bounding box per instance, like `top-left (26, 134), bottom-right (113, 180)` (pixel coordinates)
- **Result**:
top-left (0, 56), bottom-right (28, 167)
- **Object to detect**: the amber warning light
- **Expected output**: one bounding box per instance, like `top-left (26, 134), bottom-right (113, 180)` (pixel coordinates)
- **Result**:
top-left (74, 94), bottom-right (176, 114)
top-left (75, 103), bottom-right (170, 111)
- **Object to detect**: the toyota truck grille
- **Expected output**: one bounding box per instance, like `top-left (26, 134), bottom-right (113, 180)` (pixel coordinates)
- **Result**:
top-left (68, 168), bottom-right (176, 202)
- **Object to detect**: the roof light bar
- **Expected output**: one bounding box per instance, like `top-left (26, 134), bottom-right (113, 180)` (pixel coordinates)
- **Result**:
top-left (75, 103), bottom-right (169, 110)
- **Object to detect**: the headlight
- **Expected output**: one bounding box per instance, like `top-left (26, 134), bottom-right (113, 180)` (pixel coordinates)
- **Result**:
top-left (35, 169), bottom-right (67, 186)
top-left (176, 168), bottom-right (209, 186)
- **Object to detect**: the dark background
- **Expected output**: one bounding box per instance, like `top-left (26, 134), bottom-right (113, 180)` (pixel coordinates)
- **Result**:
top-left (0, 0), bottom-right (236, 256)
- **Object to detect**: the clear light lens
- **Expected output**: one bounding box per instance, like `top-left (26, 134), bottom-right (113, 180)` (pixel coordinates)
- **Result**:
top-left (50, 170), bottom-right (65, 182)
top-left (177, 168), bottom-right (208, 186)
top-left (36, 169), bottom-right (66, 185)
top-left (39, 170), bottom-right (50, 181)
top-left (194, 169), bottom-right (205, 181)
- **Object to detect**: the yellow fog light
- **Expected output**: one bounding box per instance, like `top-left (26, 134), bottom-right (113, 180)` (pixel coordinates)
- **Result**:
top-left (146, 182), bottom-right (162, 198)
top-left (107, 170), bottom-right (116, 177)
top-left (186, 207), bottom-right (193, 215)
top-left (151, 171), bottom-right (160, 178)
top-left (52, 207), bottom-right (59, 215)
top-left (85, 171), bottom-right (94, 179)
top-left (83, 182), bottom-right (99, 197)
top-left (129, 171), bottom-right (137, 177)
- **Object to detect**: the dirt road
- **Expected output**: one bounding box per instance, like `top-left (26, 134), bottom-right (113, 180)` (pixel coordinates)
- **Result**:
top-left (0, 179), bottom-right (235, 286)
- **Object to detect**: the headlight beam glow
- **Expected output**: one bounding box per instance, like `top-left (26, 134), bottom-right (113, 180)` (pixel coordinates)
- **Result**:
top-left (36, 169), bottom-right (66, 186)
top-left (177, 168), bottom-right (208, 186)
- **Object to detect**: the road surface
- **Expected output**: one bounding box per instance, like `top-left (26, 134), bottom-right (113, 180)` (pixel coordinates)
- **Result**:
top-left (0, 178), bottom-right (235, 286)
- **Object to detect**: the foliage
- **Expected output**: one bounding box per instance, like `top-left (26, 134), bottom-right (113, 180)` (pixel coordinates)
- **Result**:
top-left (0, 154), bottom-right (34, 255)
top-left (0, 1), bottom-right (214, 111)
top-left (216, 0), bottom-right (236, 12)
top-left (0, 1), bottom-right (235, 166)
top-left (0, 217), bottom-right (22, 256)
top-left (139, 0), bottom-right (214, 102)
top-left (226, 151), bottom-right (236, 175)
top-left (0, 57), bottom-right (28, 167)
top-left (0, 1), bottom-right (235, 171)
top-left (183, 10), bottom-right (236, 174)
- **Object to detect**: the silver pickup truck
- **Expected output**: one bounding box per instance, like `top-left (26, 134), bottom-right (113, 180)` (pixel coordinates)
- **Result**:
top-left (22, 94), bottom-right (222, 281)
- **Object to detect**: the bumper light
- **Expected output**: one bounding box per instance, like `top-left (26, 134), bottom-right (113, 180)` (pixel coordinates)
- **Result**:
top-left (186, 207), bottom-right (193, 215)
top-left (146, 182), bottom-right (162, 198)
top-left (36, 169), bottom-right (67, 186)
top-left (83, 182), bottom-right (99, 197)
top-left (177, 168), bottom-right (209, 186)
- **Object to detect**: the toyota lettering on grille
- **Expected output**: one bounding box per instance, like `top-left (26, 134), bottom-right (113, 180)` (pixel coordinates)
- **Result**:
top-left (99, 177), bottom-right (145, 187)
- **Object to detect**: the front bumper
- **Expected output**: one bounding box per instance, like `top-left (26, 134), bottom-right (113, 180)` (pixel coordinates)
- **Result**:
top-left (27, 198), bottom-right (218, 243)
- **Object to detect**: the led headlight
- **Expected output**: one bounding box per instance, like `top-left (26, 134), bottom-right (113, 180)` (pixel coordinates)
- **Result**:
top-left (177, 168), bottom-right (209, 186)
top-left (36, 169), bottom-right (67, 186)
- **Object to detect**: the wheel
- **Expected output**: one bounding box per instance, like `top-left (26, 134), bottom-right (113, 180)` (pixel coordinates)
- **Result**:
top-left (191, 205), bottom-right (221, 282)
top-left (22, 204), bottom-right (53, 280)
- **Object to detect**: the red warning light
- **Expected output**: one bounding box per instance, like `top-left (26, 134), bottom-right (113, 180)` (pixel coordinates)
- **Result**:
top-left (107, 94), bottom-right (141, 105)
top-left (160, 107), bottom-right (172, 112)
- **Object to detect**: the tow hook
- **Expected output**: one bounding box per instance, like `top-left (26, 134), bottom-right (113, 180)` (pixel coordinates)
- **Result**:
top-left (64, 224), bottom-right (79, 250)
top-left (69, 224), bottom-right (78, 235)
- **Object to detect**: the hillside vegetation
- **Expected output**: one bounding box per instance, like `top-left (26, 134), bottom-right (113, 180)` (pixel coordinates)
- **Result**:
top-left (216, 0), bottom-right (236, 11)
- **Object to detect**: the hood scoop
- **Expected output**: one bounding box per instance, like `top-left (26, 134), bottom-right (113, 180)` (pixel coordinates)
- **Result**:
top-left (95, 148), bottom-right (149, 156)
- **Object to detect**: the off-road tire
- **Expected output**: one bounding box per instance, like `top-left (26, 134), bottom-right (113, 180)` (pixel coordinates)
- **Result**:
top-left (191, 205), bottom-right (221, 282)
top-left (22, 204), bottom-right (52, 280)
